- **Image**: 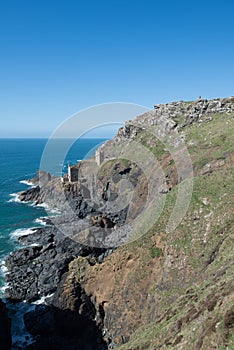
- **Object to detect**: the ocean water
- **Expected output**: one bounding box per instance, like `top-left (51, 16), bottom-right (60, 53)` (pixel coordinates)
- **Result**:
top-left (0, 138), bottom-right (107, 293)
top-left (0, 138), bottom-right (107, 347)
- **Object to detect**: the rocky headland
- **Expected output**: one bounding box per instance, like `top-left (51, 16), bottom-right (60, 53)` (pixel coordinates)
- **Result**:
top-left (3, 97), bottom-right (234, 349)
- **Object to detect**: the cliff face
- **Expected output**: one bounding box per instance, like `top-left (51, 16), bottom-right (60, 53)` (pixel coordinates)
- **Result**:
top-left (6, 97), bottom-right (234, 349)
top-left (54, 97), bottom-right (234, 349)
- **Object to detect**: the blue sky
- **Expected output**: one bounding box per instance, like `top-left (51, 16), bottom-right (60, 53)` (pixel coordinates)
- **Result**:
top-left (0, 0), bottom-right (234, 137)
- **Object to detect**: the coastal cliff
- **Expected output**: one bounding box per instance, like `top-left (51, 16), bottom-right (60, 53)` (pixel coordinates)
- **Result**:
top-left (4, 97), bottom-right (234, 349)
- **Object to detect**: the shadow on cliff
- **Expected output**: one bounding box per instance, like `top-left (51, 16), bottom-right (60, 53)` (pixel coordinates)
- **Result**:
top-left (24, 303), bottom-right (108, 350)
top-left (0, 299), bottom-right (12, 350)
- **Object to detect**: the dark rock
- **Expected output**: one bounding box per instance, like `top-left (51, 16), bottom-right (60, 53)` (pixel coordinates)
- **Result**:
top-left (4, 96), bottom-right (234, 349)
top-left (0, 299), bottom-right (12, 350)
top-left (24, 305), bottom-right (56, 336)
top-left (224, 308), bottom-right (234, 329)
top-left (6, 245), bottom-right (42, 266)
top-left (18, 186), bottom-right (41, 203)
top-left (24, 302), bottom-right (107, 350)
top-left (5, 225), bottom-right (107, 302)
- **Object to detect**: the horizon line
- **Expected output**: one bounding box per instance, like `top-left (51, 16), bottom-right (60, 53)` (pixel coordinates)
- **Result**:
top-left (0, 137), bottom-right (111, 140)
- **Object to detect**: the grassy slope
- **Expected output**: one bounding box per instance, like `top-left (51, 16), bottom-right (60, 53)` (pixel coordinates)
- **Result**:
top-left (117, 112), bottom-right (234, 350)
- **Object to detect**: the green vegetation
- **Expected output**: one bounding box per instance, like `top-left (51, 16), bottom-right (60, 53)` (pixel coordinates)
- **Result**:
top-left (149, 246), bottom-right (163, 258)
top-left (117, 112), bottom-right (234, 350)
top-left (173, 114), bottom-right (186, 127)
top-left (135, 130), bottom-right (169, 159)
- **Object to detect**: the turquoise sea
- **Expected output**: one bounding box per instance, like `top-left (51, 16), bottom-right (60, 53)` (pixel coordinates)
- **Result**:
top-left (0, 138), bottom-right (107, 294)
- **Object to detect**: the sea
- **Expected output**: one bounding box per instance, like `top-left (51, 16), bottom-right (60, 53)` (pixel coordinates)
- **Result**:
top-left (0, 138), bottom-right (107, 348)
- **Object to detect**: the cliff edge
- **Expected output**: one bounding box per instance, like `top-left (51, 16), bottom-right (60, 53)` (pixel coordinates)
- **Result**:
top-left (5, 97), bottom-right (234, 349)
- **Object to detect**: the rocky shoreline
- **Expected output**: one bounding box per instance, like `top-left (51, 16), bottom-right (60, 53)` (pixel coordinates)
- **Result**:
top-left (4, 176), bottom-right (113, 349)
top-left (5, 225), bottom-right (108, 302)
top-left (4, 162), bottom-right (138, 348)
top-left (2, 96), bottom-right (234, 349)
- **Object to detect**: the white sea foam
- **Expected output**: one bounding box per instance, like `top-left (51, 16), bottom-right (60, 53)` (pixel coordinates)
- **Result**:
top-left (19, 180), bottom-right (36, 187)
top-left (0, 261), bottom-right (9, 296)
top-left (48, 207), bottom-right (61, 214)
top-left (7, 301), bottom-right (35, 349)
top-left (0, 282), bottom-right (9, 294)
top-left (30, 243), bottom-right (41, 247)
top-left (8, 193), bottom-right (21, 203)
top-left (32, 293), bottom-right (54, 305)
top-left (34, 202), bottom-right (61, 215)
top-left (0, 260), bottom-right (9, 297)
top-left (0, 260), bottom-right (8, 274)
top-left (9, 187), bottom-right (60, 216)
top-left (10, 228), bottom-right (36, 238)
top-left (8, 180), bottom-right (36, 204)
top-left (34, 217), bottom-right (47, 226)
top-left (35, 202), bottom-right (49, 209)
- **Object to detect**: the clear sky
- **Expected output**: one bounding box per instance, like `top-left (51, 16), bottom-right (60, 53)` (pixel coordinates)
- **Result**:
top-left (0, 0), bottom-right (234, 137)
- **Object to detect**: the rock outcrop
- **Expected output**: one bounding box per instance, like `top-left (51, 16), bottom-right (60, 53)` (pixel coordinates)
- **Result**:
top-left (23, 303), bottom-right (107, 350)
top-left (5, 226), bottom-right (107, 302)
top-left (3, 96), bottom-right (234, 349)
